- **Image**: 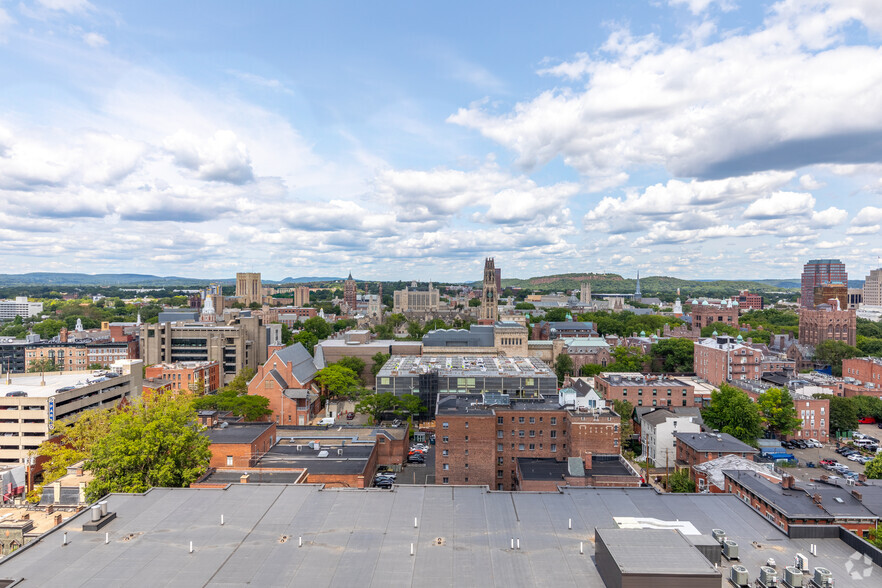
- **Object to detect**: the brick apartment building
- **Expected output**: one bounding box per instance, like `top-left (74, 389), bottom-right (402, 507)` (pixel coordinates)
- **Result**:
top-left (691, 301), bottom-right (739, 331)
top-left (724, 471), bottom-right (878, 535)
top-left (843, 357), bottom-right (882, 390)
top-left (594, 373), bottom-right (696, 407)
top-left (674, 432), bottom-right (757, 471)
top-left (206, 422), bottom-right (277, 469)
top-left (434, 389), bottom-right (620, 490)
top-left (735, 290), bottom-right (764, 310)
top-left (693, 335), bottom-right (763, 386)
top-left (247, 344), bottom-right (321, 426)
top-left (787, 394), bottom-right (830, 443)
top-left (144, 361), bottom-right (221, 394)
top-left (798, 306), bottom-right (856, 347)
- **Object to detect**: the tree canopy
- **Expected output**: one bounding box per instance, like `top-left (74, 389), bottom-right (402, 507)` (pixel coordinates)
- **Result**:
top-left (815, 394), bottom-right (858, 434)
top-left (85, 391), bottom-right (211, 502)
top-left (335, 356), bottom-right (366, 383)
top-left (555, 353), bottom-right (574, 385)
top-left (355, 392), bottom-right (424, 423)
top-left (301, 317), bottom-right (333, 340)
top-left (814, 340), bottom-right (861, 376)
top-left (757, 387), bottom-right (802, 438)
top-left (191, 368), bottom-right (272, 421)
top-left (370, 352), bottom-right (391, 377)
top-left (649, 338), bottom-right (694, 372)
top-left (315, 364), bottom-right (361, 397)
top-left (702, 384), bottom-right (763, 445)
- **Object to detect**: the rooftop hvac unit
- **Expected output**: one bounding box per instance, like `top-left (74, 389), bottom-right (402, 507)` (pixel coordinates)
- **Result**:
top-left (729, 565), bottom-right (749, 587)
top-left (810, 568), bottom-right (832, 588)
top-left (783, 567), bottom-right (805, 587)
top-left (712, 528), bottom-right (727, 544)
top-left (759, 566), bottom-right (779, 587)
top-left (794, 553), bottom-right (809, 571)
top-left (723, 539), bottom-right (739, 560)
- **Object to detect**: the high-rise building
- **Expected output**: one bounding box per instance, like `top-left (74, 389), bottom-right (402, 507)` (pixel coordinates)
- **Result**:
top-left (580, 282), bottom-right (591, 304)
top-left (479, 258), bottom-right (498, 323)
top-left (864, 268), bottom-right (882, 307)
top-left (236, 272), bottom-right (262, 307)
top-left (800, 259), bottom-right (847, 308)
top-left (0, 297), bottom-right (43, 321)
top-left (799, 305), bottom-right (857, 347)
top-left (343, 272), bottom-right (357, 312)
top-left (392, 284), bottom-right (440, 313)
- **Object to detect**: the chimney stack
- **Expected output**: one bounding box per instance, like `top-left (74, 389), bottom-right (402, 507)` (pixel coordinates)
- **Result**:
top-left (240, 474), bottom-right (250, 484)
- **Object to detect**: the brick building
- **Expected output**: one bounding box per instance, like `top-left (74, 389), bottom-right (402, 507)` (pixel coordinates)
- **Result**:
top-left (559, 338), bottom-right (611, 372)
top-left (735, 290), bottom-right (764, 310)
top-left (723, 471), bottom-right (878, 535)
top-left (692, 454), bottom-right (780, 493)
top-left (594, 373), bottom-right (696, 408)
top-left (787, 393), bottom-right (829, 443)
top-left (693, 335), bottom-right (763, 386)
top-left (247, 344), bottom-right (321, 426)
top-left (843, 357), bottom-right (882, 389)
top-left (798, 305), bottom-right (856, 347)
top-left (690, 300), bottom-right (739, 331)
top-left (315, 332), bottom-right (421, 387)
top-left (276, 307), bottom-right (318, 326)
top-left (206, 422), bottom-right (277, 469)
top-left (813, 283), bottom-right (848, 311)
top-left (515, 456), bottom-right (640, 491)
top-left (434, 389), bottom-right (620, 491)
top-left (674, 432), bottom-right (757, 471)
top-left (144, 361), bottom-right (221, 394)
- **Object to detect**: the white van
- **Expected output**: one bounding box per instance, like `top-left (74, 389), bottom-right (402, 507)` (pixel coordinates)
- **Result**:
top-left (318, 417), bottom-right (335, 426)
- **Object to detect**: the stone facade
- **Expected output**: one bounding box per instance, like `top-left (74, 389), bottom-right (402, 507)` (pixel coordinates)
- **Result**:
top-left (798, 307), bottom-right (856, 347)
top-left (479, 258), bottom-right (498, 323)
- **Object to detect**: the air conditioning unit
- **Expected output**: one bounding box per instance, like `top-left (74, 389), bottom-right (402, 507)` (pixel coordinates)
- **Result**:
top-left (783, 567), bottom-right (805, 587)
top-left (722, 539), bottom-right (739, 560)
top-left (794, 553), bottom-right (809, 571)
top-left (810, 568), bottom-right (833, 588)
top-left (712, 528), bottom-right (726, 544)
top-left (730, 565), bottom-right (749, 587)
top-left (759, 566), bottom-right (779, 587)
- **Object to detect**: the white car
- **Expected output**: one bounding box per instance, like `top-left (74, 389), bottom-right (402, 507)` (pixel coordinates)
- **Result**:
top-left (848, 454), bottom-right (862, 461)
top-left (807, 439), bottom-right (822, 448)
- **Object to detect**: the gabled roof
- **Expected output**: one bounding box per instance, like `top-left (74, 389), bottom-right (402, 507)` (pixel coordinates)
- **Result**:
top-left (270, 343), bottom-right (319, 384)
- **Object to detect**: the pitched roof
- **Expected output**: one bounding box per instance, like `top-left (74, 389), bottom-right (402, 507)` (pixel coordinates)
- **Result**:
top-left (271, 343), bottom-right (319, 384)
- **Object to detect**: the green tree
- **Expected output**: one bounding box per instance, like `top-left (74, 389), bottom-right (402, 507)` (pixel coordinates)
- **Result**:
top-left (612, 399), bottom-right (634, 443)
top-left (335, 356), bottom-right (366, 383)
top-left (700, 322), bottom-right (739, 337)
top-left (866, 454), bottom-right (882, 479)
top-left (814, 340), bottom-right (861, 376)
top-left (406, 321), bottom-right (423, 340)
top-left (468, 298), bottom-right (481, 307)
top-left (668, 468), bottom-right (695, 493)
top-left (302, 316), bottom-right (332, 340)
top-left (28, 359), bottom-right (59, 373)
top-left (280, 323), bottom-right (294, 345)
top-left (248, 302), bottom-right (261, 310)
top-left (650, 338), bottom-right (694, 372)
top-left (610, 346), bottom-right (645, 372)
top-left (757, 387), bottom-right (802, 438)
top-left (851, 395), bottom-right (882, 421)
top-left (370, 352), bottom-right (391, 377)
top-left (395, 393), bottom-right (425, 417)
top-left (292, 331), bottom-right (318, 355)
top-left (85, 391), bottom-right (211, 502)
top-left (191, 368), bottom-right (271, 422)
top-left (702, 384), bottom-right (763, 445)
top-left (387, 313), bottom-right (407, 328)
top-left (355, 391), bottom-right (398, 422)
top-left (32, 319), bottom-right (65, 339)
top-left (515, 302), bottom-right (535, 310)
top-left (815, 394), bottom-right (859, 434)
top-left (315, 364), bottom-right (361, 397)
top-left (544, 308), bottom-right (569, 322)
top-left (580, 363), bottom-right (605, 377)
top-left (555, 353), bottom-right (574, 385)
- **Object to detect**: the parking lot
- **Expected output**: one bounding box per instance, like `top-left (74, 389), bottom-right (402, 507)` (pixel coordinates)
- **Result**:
top-left (374, 443), bottom-right (435, 487)
top-left (779, 424), bottom-right (881, 482)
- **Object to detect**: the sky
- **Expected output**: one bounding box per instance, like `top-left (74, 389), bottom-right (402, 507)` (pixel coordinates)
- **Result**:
top-left (1, 0), bottom-right (881, 283)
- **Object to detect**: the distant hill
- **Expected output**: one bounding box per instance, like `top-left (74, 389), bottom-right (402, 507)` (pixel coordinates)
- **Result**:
top-left (0, 272), bottom-right (350, 287)
top-left (471, 273), bottom-right (801, 295)
top-left (277, 277), bottom-right (345, 284)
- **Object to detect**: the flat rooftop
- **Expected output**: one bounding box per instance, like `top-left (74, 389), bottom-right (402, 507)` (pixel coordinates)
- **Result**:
top-left (378, 355), bottom-right (555, 379)
top-left (596, 527), bottom-right (719, 576)
top-left (278, 425), bottom-right (408, 442)
top-left (597, 373), bottom-right (691, 387)
top-left (0, 485), bottom-right (876, 587)
top-left (255, 443), bottom-right (374, 475)
top-left (436, 393), bottom-right (570, 415)
top-left (204, 423), bottom-right (274, 445)
top-left (0, 371), bottom-right (121, 398)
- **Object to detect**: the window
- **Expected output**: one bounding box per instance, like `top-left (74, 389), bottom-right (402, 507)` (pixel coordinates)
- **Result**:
top-left (519, 430), bottom-right (525, 437)
top-left (550, 417), bottom-right (557, 425)
top-left (498, 470), bottom-right (503, 478)
top-left (550, 430), bottom-right (557, 438)
top-left (465, 422), bottom-right (469, 428)
top-left (529, 417), bottom-right (535, 424)
top-left (442, 436), bottom-right (449, 443)
top-left (464, 449), bottom-right (469, 455)
top-left (539, 417), bottom-right (543, 422)
top-left (443, 477), bottom-right (449, 484)
top-left (464, 436), bottom-right (469, 442)
top-left (519, 417), bottom-right (525, 423)
top-left (498, 430), bottom-right (504, 438)
top-left (498, 444), bottom-right (503, 452)
top-left (442, 422), bottom-right (449, 429)
top-left (226, 456), bottom-right (233, 466)
top-left (518, 443), bottom-right (525, 451)
top-left (497, 457), bottom-right (503, 465)
top-left (551, 444), bottom-right (557, 452)
top-left (498, 416), bottom-right (503, 424)
top-left (529, 444), bottom-right (535, 450)
top-left (443, 463), bottom-right (449, 470)
top-left (529, 430), bottom-right (535, 437)
top-left (464, 463), bottom-right (469, 468)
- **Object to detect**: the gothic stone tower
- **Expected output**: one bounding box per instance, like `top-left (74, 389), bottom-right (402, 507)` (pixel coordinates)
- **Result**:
top-left (479, 258), bottom-right (498, 323)
top-left (343, 272), bottom-right (357, 312)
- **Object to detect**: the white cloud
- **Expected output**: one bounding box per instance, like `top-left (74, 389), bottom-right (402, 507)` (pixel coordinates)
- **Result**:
top-left (851, 206), bottom-right (882, 226)
top-left (82, 32), bottom-right (107, 48)
top-left (36, 0), bottom-right (93, 13)
top-left (163, 130), bottom-right (254, 185)
top-left (799, 173), bottom-right (825, 190)
top-left (668, 0), bottom-right (736, 15)
top-left (743, 191), bottom-right (815, 219)
top-left (846, 224), bottom-right (879, 235)
top-left (450, 3), bottom-right (882, 181)
top-left (816, 238), bottom-right (853, 249)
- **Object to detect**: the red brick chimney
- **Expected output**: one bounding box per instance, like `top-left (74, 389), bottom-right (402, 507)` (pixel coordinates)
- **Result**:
top-left (59, 328), bottom-right (68, 343)
top-left (583, 451), bottom-right (593, 471)
top-left (240, 474), bottom-right (249, 484)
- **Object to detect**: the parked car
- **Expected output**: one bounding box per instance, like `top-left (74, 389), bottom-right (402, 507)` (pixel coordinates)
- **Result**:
top-left (374, 478), bottom-right (393, 489)
top-left (346, 412), bottom-right (355, 420)
top-left (807, 439), bottom-right (822, 448)
top-left (407, 455), bottom-right (425, 464)
top-left (859, 417), bottom-right (876, 424)
top-left (848, 454), bottom-right (862, 461)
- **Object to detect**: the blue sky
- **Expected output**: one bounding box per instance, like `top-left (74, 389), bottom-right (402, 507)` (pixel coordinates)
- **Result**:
top-left (1, 0), bottom-right (880, 282)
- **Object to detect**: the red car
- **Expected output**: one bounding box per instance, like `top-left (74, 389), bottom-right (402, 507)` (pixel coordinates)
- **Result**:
top-left (346, 412), bottom-right (355, 420)
top-left (859, 417), bottom-right (876, 424)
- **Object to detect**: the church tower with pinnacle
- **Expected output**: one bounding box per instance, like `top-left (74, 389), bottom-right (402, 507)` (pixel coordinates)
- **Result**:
top-left (479, 258), bottom-right (498, 323)
top-left (634, 271), bottom-right (642, 300)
